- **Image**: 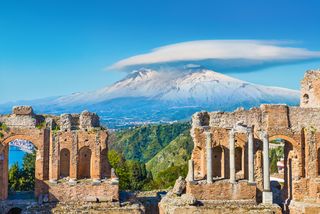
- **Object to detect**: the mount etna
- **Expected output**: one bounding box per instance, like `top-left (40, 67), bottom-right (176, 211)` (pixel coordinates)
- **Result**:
top-left (0, 67), bottom-right (299, 128)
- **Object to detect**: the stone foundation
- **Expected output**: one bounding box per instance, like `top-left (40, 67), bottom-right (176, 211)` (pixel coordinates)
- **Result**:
top-left (187, 179), bottom-right (256, 201)
top-left (48, 179), bottom-right (119, 202)
top-left (159, 198), bottom-right (281, 214)
top-left (0, 201), bottom-right (144, 214)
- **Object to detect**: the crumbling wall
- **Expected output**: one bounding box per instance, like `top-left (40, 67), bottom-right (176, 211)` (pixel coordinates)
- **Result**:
top-left (0, 106), bottom-right (117, 204)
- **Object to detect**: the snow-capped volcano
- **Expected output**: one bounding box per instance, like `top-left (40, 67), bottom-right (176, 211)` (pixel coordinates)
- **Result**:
top-left (54, 67), bottom-right (299, 106)
top-left (0, 67), bottom-right (300, 128)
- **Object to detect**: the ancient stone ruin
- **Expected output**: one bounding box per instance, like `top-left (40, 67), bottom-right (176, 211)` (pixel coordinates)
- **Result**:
top-left (0, 107), bottom-right (123, 213)
top-left (159, 70), bottom-right (320, 214)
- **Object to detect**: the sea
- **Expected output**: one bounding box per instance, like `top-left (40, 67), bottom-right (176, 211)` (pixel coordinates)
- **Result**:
top-left (9, 146), bottom-right (26, 167)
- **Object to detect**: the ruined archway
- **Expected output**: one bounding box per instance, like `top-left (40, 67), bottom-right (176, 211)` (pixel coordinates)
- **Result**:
top-left (0, 106), bottom-right (117, 206)
top-left (0, 135), bottom-right (41, 201)
top-left (60, 148), bottom-right (70, 178)
top-left (78, 146), bottom-right (91, 179)
top-left (7, 207), bottom-right (22, 214)
top-left (269, 135), bottom-right (295, 207)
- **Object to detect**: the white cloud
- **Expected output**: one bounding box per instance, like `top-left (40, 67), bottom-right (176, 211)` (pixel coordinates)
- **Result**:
top-left (109, 40), bottom-right (320, 70)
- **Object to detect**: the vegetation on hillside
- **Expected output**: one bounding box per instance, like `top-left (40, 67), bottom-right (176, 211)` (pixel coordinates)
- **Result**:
top-left (8, 152), bottom-right (35, 192)
top-left (109, 122), bottom-right (191, 163)
top-left (107, 122), bottom-right (193, 190)
top-left (146, 130), bottom-right (193, 178)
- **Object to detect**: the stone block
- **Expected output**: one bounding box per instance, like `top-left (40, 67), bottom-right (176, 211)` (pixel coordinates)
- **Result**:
top-left (12, 106), bottom-right (34, 115)
top-left (262, 191), bottom-right (273, 204)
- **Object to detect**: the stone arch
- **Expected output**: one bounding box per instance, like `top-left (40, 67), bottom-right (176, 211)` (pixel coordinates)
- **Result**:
top-left (269, 135), bottom-right (298, 148)
top-left (0, 135), bottom-right (40, 200)
top-left (1, 134), bottom-right (39, 148)
top-left (212, 146), bottom-right (223, 177)
top-left (7, 207), bottom-right (22, 214)
top-left (60, 148), bottom-right (70, 178)
top-left (268, 135), bottom-right (296, 203)
top-left (77, 146), bottom-right (92, 179)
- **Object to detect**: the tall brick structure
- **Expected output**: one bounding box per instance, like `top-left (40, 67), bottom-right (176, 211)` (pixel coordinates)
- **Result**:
top-left (0, 108), bottom-right (119, 206)
top-left (160, 69), bottom-right (320, 214)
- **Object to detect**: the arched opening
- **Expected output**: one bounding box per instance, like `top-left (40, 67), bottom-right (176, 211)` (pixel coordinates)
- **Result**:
top-left (60, 148), bottom-right (70, 178)
top-left (7, 207), bottom-right (22, 214)
top-left (7, 139), bottom-right (36, 200)
top-left (235, 147), bottom-right (242, 173)
top-left (100, 148), bottom-right (110, 178)
top-left (78, 146), bottom-right (91, 179)
top-left (302, 93), bottom-right (309, 104)
top-left (269, 136), bottom-right (294, 208)
top-left (212, 146), bottom-right (222, 177)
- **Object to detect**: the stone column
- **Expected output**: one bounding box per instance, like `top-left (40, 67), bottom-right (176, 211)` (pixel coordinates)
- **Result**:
top-left (229, 129), bottom-right (236, 183)
top-left (187, 159), bottom-right (194, 182)
top-left (248, 128), bottom-right (255, 184)
top-left (262, 131), bottom-right (273, 204)
top-left (205, 131), bottom-right (213, 184)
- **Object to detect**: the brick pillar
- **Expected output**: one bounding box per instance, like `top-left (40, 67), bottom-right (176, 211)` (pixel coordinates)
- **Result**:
top-left (92, 132), bottom-right (101, 181)
top-left (49, 133), bottom-right (59, 183)
top-left (70, 131), bottom-right (78, 181)
top-left (0, 147), bottom-right (8, 200)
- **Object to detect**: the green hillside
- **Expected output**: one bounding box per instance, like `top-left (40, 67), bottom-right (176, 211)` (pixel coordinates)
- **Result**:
top-left (146, 130), bottom-right (193, 178)
top-left (109, 122), bottom-right (191, 163)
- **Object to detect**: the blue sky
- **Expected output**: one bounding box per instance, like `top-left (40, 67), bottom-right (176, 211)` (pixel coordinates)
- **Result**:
top-left (1, 0), bottom-right (320, 103)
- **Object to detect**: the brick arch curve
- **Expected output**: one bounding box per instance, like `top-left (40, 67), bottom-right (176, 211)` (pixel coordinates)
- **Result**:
top-left (1, 134), bottom-right (40, 149)
top-left (0, 133), bottom-right (44, 200)
top-left (269, 134), bottom-right (298, 148)
top-left (268, 134), bottom-right (297, 202)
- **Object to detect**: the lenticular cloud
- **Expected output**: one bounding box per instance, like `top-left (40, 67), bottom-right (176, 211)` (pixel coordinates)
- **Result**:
top-left (109, 40), bottom-right (320, 71)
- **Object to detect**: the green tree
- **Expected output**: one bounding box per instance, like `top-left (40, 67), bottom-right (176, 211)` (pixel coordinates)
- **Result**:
top-left (270, 149), bottom-right (278, 174)
top-left (21, 152), bottom-right (36, 191)
top-left (150, 164), bottom-right (188, 189)
top-left (8, 162), bottom-right (22, 191)
top-left (8, 151), bottom-right (36, 192)
top-left (107, 149), bottom-right (152, 190)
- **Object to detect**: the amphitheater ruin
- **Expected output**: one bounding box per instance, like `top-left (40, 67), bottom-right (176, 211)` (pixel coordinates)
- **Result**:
top-left (2, 70), bottom-right (320, 214)
top-left (159, 70), bottom-right (320, 214)
top-left (0, 107), bottom-right (127, 213)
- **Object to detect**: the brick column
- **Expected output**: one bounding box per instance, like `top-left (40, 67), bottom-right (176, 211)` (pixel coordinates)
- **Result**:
top-left (92, 132), bottom-right (101, 182)
top-left (0, 148), bottom-right (8, 200)
top-left (49, 133), bottom-right (59, 183)
top-left (69, 131), bottom-right (78, 183)
top-left (229, 129), bottom-right (236, 183)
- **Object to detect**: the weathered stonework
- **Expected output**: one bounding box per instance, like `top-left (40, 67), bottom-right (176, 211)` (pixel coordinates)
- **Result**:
top-left (160, 69), bottom-right (320, 214)
top-left (0, 107), bottom-right (119, 213)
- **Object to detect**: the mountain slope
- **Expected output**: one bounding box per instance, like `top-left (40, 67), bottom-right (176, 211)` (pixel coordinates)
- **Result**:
top-left (146, 130), bottom-right (193, 178)
top-left (0, 67), bottom-right (300, 128)
top-left (108, 122), bottom-right (191, 163)
top-left (52, 68), bottom-right (299, 106)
